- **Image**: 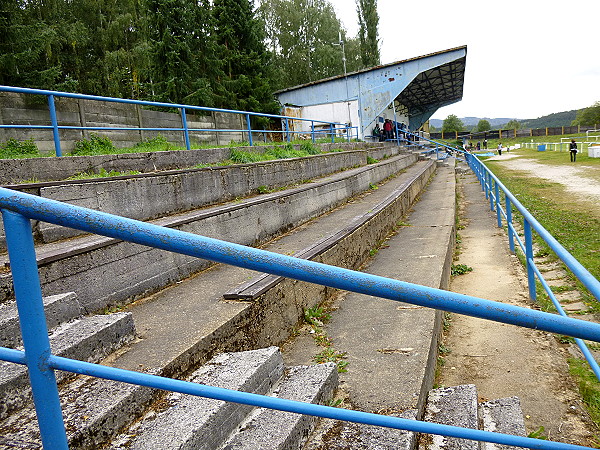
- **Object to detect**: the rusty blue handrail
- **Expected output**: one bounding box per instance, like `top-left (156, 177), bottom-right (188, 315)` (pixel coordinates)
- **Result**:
top-left (0, 186), bottom-right (599, 449)
top-left (465, 152), bottom-right (600, 381)
top-left (0, 85), bottom-right (359, 153)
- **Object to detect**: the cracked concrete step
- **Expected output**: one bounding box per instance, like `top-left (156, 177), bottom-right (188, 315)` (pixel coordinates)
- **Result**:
top-left (0, 312), bottom-right (135, 420)
top-left (0, 292), bottom-right (83, 348)
top-left (221, 363), bottom-right (338, 449)
top-left (0, 375), bottom-right (154, 449)
top-left (421, 385), bottom-right (526, 450)
top-left (304, 410), bottom-right (418, 450)
top-left (479, 397), bottom-right (526, 450)
top-left (113, 347), bottom-right (286, 450)
top-left (422, 384), bottom-right (479, 450)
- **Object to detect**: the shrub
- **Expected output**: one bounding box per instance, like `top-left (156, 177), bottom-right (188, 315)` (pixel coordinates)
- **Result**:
top-left (72, 134), bottom-right (116, 155)
top-left (0, 138), bottom-right (39, 157)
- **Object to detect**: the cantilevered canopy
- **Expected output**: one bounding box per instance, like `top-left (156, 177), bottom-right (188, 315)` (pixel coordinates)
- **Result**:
top-left (275, 46), bottom-right (467, 136)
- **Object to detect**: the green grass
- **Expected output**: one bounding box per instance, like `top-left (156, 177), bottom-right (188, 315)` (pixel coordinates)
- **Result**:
top-left (485, 157), bottom-right (600, 287)
top-left (569, 358), bottom-right (600, 428)
top-left (67, 168), bottom-right (141, 180)
top-left (0, 138), bottom-right (41, 159)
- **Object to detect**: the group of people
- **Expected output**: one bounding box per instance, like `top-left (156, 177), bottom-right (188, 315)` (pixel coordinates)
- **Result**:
top-left (372, 119), bottom-right (407, 142)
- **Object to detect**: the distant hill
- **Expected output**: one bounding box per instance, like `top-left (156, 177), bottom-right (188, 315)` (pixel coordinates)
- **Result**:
top-left (519, 110), bottom-right (578, 128)
top-left (429, 110), bottom-right (579, 130)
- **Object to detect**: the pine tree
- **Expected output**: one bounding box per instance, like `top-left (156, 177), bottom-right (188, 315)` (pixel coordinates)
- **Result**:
top-left (212, 0), bottom-right (278, 113)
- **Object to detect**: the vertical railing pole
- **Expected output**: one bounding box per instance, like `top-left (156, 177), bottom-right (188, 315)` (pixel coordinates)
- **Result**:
top-left (47, 94), bottom-right (62, 157)
top-left (330, 124), bottom-right (334, 143)
top-left (495, 183), bottom-right (502, 227)
top-left (180, 108), bottom-right (191, 150)
top-left (311, 122), bottom-right (315, 143)
top-left (506, 197), bottom-right (515, 253)
top-left (245, 114), bottom-right (253, 147)
top-left (1, 209), bottom-right (69, 449)
top-left (285, 119), bottom-right (290, 142)
top-left (524, 219), bottom-right (537, 301)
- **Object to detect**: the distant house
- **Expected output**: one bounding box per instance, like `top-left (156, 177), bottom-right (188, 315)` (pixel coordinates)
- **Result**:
top-left (274, 46), bottom-right (467, 141)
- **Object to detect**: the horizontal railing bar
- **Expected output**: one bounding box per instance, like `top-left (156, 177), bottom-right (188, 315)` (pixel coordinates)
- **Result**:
top-left (26, 353), bottom-right (583, 450)
top-left (477, 160), bottom-right (600, 301)
top-left (530, 261), bottom-right (600, 380)
top-left (0, 85), bottom-right (344, 126)
top-left (1, 187), bottom-right (600, 343)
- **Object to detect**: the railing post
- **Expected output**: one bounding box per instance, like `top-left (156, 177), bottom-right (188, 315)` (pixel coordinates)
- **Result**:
top-left (506, 197), bottom-right (515, 253)
top-left (1, 209), bottom-right (69, 449)
top-left (180, 108), bottom-right (191, 150)
top-left (245, 114), bottom-right (253, 147)
top-left (330, 123), bottom-right (335, 143)
top-left (311, 121), bottom-right (315, 143)
top-left (285, 118), bottom-right (290, 142)
top-left (524, 219), bottom-right (537, 301)
top-left (495, 183), bottom-right (502, 227)
top-left (47, 94), bottom-right (63, 157)
top-left (489, 178), bottom-right (495, 211)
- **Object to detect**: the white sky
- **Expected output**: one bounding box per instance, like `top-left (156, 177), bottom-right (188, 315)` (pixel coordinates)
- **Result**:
top-left (328, 0), bottom-right (600, 120)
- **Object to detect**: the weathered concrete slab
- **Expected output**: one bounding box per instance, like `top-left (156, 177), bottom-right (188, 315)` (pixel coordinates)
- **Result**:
top-left (305, 410), bottom-right (417, 450)
top-left (122, 347), bottom-right (284, 450)
top-left (422, 385), bottom-right (479, 450)
top-left (0, 153), bottom-right (417, 315)
top-left (0, 312), bottom-right (135, 420)
top-left (223, 363), bottom-right (338, 449)
top-left (0, 292), bottom-right (82, 348)
top-left (480, 397), bottom-right (526, 450)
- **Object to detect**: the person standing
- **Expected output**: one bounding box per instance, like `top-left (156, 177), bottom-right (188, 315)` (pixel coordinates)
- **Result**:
top-left (483, 139), bottom-right (488, 150)
top-left (570, 139), bottom-right (578, 162)
top-left (383, 119), bottom-right (392, 141)
top-left (497, 143), bottom-right (502, 156)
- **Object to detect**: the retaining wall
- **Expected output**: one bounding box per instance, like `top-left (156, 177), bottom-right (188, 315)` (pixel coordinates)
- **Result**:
top-left (0, 92), bottom-right (244, 153)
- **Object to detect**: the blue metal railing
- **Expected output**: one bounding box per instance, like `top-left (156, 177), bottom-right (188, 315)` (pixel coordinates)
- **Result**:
top-left (1, 185), bottom-right (600, 449)
top-left (0, 86), bottom-right (359, 155)
top-left (465, 152), bottom-right (600, 381)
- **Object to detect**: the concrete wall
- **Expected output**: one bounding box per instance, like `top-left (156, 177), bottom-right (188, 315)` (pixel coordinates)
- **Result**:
top-left (0, 153), bottom-right (417, 313)
top-left (0, 92), bottom-right (244, 153)
top-left (0, 141), bottom-right (394, 184)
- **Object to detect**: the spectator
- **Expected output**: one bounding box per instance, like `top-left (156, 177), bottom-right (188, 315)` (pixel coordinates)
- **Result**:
top-left (569, 139), bottom-right (578, 162)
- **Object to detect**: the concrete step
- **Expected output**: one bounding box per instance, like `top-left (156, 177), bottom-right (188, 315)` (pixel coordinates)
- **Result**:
top-left (0, 291), bottom-right (83, 348)
top-left (112, 347), bottom-right (285, 449)
top-left (479, 397), bottom-right (526, 450)
top-left (304, 410), bottom-right (418, 450)
top-left (421, 385), bottom-right (526, 450)
top-left (222, 363), bottom-right (338, 449)
top-left (0, 153), bottom-right (434, 448)
top-left (422, 384), bottom-right (479, 450)
top-left (0, 312), bottom-right (135, 420)
top-left (0, 152), bottom-right (417, 313)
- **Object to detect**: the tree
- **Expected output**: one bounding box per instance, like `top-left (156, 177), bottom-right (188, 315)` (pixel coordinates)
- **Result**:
top-left (476, 119), bottom-right (491, 132)
top-left (572, 101), bottom-right (600, 127)
top-left (356, 0), bottom-right (379, 67)
top-left (257, 0), bottom-right (361, 90)
top-left (442, 114), bottom-right (464, 133)
top-left (504, 119), bottom-right (520, 130)
top-left (212, 0), bottom-right (278, 113)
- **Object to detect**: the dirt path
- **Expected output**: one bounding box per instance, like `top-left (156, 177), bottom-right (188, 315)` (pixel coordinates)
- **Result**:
top-left (440, 168), bottom-right (598, 446)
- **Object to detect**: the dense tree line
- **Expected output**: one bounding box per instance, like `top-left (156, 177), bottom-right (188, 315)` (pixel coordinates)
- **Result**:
top-left (0, 0), bottom-right (380, 113)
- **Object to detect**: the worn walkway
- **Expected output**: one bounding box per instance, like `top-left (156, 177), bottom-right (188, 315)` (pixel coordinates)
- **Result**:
top-left (441, 170), bottom-right (597, 445)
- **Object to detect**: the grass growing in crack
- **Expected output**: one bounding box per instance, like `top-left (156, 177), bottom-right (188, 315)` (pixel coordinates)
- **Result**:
top-left (304, 305), bottom-right (348, 372)
top-left (451, 264), bottom-right (473, 277)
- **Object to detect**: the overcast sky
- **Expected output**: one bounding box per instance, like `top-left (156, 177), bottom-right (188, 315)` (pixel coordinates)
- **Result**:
top-left (328, 0), bottom-right (600, 120)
